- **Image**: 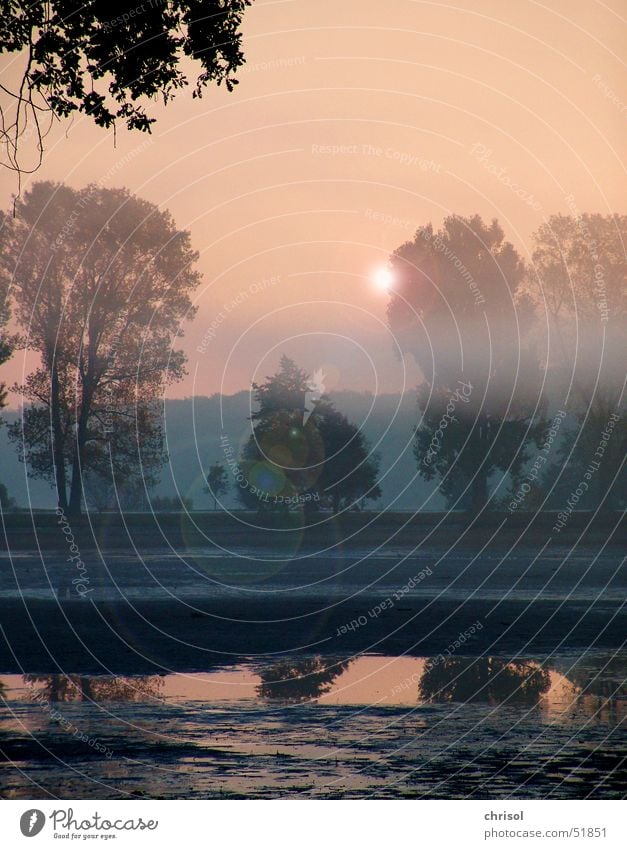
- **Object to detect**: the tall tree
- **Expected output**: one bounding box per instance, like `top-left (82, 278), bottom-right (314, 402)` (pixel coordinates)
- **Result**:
top-left (0, 223), bottom-right (14, 506)
top-left (240, 355), bottom-right (381, 514)
top-left (388, 215), bottom-right (545, 513)
top-left (2, 181), bottom-right (202, 515)
top-left (522, 214), bottom-right (626, 510)
top-left (0, 211), bottom-right (11, 410)
top-left (0, 0), bottom-right (251, 179)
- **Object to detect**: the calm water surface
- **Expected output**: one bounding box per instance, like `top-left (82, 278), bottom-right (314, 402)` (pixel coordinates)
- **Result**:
top-left (1, 653), bottom-right (625, 799)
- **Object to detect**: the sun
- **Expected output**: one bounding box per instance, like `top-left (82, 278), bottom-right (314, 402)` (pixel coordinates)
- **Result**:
top-left (372, 266), bottom-right (395, 292)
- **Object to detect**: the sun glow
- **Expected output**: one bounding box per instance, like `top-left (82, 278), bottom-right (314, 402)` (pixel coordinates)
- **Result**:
top-left (372, 266), bottom-right (395, 292)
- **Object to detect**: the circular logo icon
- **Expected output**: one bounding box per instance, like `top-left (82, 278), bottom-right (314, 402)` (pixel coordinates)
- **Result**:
top-left (20, 809), bottom-right (45, 837)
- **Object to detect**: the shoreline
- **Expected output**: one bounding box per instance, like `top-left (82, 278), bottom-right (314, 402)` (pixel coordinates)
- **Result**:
top-left (1, 594), bottom-right (624, 675)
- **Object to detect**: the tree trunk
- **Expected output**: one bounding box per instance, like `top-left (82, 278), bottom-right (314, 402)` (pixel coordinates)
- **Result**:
top-left (67, 394), bottom-right (91, 516)
top-left (50, 362), bottom-right (68, 511)
top-left (67, 453), bottom-right (84, 517)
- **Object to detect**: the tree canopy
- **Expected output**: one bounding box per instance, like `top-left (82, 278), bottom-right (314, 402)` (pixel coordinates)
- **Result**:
top-left (0, 0), bottom-right (251, 177)
top-left (388, 214), bottom-right (534, 396)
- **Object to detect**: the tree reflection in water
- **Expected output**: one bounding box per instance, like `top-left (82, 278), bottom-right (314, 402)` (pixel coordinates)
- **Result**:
top-left (22, 674), bottom-right (164, 703)
top-left (257, 656), bottom-right (352, 702)
top-left (562, 655), bottom-right (627, 700)
top-left (419, 657), bottom-right (551, 706)
top-left (558, 655), bottom-right (626, 723)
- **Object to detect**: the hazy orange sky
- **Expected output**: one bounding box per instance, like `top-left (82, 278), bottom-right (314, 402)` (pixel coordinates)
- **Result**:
top-left (1, 0), bottom-right (625, 399)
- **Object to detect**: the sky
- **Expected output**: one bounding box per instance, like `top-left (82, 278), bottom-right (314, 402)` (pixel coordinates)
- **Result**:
top-left (1, 0), bottom-right (625, 400)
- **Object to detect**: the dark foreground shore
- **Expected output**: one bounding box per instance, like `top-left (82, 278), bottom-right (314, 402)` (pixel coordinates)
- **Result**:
top-left (1, 593), bottom-right (624, 675)
top-left (1, 512), bottom-right (624, 673)
top-left (2, 508), bottom-right (623, 552)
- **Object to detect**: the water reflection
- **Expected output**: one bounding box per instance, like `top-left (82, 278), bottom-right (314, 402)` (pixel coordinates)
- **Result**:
top-left (21, 674), bottom-right (164, 703)
top-left (419, 658), bottom-right (551, 706)
top-left (561, 655), bottom-right (627, 700)
top-left (0, 654), bottom-right (623, 801)
top-left (0, 654), bottom-right (623, 716)
top-left (257, 656), bottom-right (352, 702)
